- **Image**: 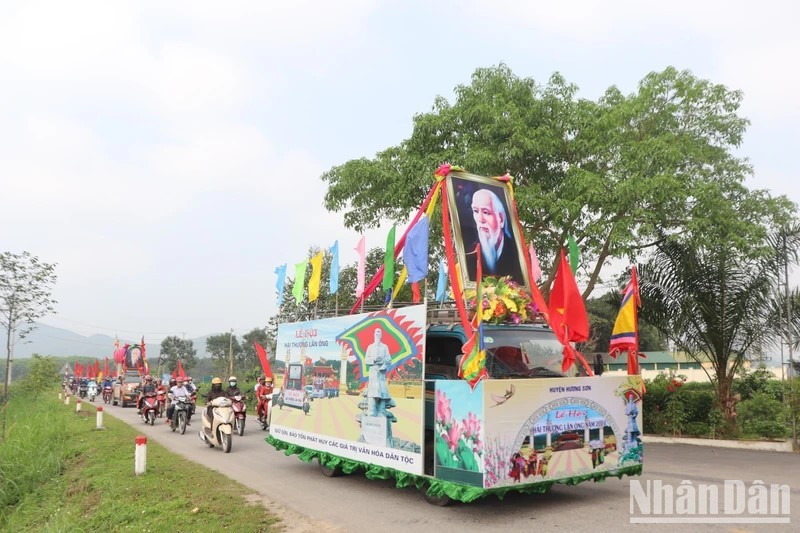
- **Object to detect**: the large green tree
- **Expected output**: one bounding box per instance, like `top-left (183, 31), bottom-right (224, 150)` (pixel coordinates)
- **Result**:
top-left (322, 64), bottom-right (795, 298)
top-left (159, 336), bottom-right (197, 376)
top-left (206, 333), bottom-right (243, 378)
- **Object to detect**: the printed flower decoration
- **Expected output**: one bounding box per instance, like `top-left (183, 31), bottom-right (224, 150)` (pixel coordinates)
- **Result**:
top-left (462, 412), bottom-right (481, 441)
top-left (443, 420), bottom-right (461, 452)
top-left (435, 389), bottom-right (452, 425)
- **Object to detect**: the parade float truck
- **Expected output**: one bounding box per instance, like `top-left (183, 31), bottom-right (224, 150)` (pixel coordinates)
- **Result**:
top-left (267, 167), bottom-right (644, 505)
top-left (112, 341), bottom-right (147, 407)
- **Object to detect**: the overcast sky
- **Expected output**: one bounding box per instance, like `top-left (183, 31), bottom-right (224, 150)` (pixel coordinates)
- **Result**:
top-left (2, 1), bottom-right (798, 343)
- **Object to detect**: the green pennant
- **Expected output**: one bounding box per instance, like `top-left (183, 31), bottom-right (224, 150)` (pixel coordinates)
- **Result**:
top-left (382, 226), bottom-right (396, 293)
top-left (292, 260), bottom-right (307, 304)
top-left (568, 236), bottom-right (580, 275)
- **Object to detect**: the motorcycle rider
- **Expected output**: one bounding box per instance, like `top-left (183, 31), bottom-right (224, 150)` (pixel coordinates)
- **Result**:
top-left (184, 377), bottom-right (197, 421)
top-left (204, 377), bottom-right (227, 421)
top-left (137, 375), bottom-right (157, 413)
top-left (166, 377), bottom-right (191, 425)
top-left (185, 376), bottom-right (197, 394)
top-left (256, 376), bottom-right (274, 424)
top-left (86, 379), bottom-right (98, 400)
top-left (226, 376), bottom-right (242, 398)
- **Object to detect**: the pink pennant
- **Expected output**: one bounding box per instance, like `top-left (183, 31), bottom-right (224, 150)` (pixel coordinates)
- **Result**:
top-left (355, 236), bottom-right (366, 298)
top-left (528, 243), bottom-right (542, 283)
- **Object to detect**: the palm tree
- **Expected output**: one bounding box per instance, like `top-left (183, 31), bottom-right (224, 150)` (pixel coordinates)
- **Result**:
top-left (638, 229), bottom-right (800, 434)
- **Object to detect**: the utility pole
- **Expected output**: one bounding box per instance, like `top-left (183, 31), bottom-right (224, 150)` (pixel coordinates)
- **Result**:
top-left (783, 230), bottom-right (797, 446)
top-left (228, 328), bottom-right (234, 378)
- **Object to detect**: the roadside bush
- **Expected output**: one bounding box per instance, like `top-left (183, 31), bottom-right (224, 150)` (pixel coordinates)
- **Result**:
top-left (642, 371), bottom-right (792, 439)
top-left (737, 392), bottom-right (786, 440)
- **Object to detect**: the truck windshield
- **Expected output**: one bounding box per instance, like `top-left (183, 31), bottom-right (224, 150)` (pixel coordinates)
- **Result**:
top-left (483, 329), bottom-right (565, 378)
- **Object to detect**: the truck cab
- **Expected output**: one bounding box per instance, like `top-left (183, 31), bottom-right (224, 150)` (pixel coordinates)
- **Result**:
top-left (113, 369), bottom-right (142, 407)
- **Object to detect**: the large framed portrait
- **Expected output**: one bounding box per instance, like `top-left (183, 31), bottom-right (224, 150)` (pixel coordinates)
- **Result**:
top-left (125, 344), bottom-right (142, 369)
top-left (446, 171), bottom-right (530, 289)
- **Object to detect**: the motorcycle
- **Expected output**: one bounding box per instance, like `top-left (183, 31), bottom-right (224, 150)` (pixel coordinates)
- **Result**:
top-left (199, 396), bottom-right (234, 453)
top-left (231, 395), bottom-right (247, 436)
top-left (257, 393), bottom-right (272, 431)
top-left (87, 383), bottom-right (98, 402)
top-left (156, 389), bottom-right (167, 418)
top-left (170, 396), bottom-right (192, 435)
top-left (102, 385), bottom-right (112, 404)
top-left (140, 392), bottom-right (159, 426)
top-left (78, 381), bottom-right (88, 399)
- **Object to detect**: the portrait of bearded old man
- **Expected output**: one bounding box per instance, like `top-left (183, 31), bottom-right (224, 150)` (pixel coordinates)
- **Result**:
top-left (464, 187), bottom-right (525, 285)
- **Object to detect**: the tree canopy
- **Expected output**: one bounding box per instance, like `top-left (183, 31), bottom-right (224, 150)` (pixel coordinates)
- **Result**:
top-left (159, 336), bottom-right (197, 375)
top-left (322, 64), bottom-right (796, 299)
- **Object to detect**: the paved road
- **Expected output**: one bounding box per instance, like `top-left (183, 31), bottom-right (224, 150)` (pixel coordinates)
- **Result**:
top-left (103, 403), bottom-right (800, 533)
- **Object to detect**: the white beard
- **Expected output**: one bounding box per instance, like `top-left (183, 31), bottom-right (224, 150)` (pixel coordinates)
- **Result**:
top-left (478, 229), bottom-right (500, 271)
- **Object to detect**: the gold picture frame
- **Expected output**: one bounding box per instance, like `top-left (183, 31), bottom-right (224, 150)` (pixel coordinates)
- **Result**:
top-left (445, 171), bottom-right (530, 290)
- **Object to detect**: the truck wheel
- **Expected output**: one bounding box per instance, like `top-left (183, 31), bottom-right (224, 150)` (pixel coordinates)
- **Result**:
top-left (319, 459), bottom-right (343, 477)
top-left (422, 485), bottom-right (453, 507)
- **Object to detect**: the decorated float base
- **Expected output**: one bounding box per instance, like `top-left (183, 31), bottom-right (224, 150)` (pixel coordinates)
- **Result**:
top-left (267, 435), bottom-right (643, 503)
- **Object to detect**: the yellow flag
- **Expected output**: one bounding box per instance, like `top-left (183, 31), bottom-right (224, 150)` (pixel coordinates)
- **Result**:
top-left (308, 252), bottom-right (323, 302)
top-left (391, 266), bottom-right (408, 303)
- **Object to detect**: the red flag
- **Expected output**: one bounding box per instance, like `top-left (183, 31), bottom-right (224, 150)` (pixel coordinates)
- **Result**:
top-left (254, 341), bottom-right (273, 378)
top-left (548, 250), bottom-right (590, 372)
top-left (176, 360), bottom-right (186, 379)
top-left (88, 363), bottom-right (94, 379)
top-left (548, 250), bottom-right (589, 343)
top-left (305, 356), bottom-right (313, 367)
top-left (95, 359), bottom-right (100, 377)
top-left (411, 282), bottom-right (421, 303)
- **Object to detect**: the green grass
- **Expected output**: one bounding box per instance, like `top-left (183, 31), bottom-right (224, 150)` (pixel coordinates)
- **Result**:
top-left (1, 389), bottom-right (281, 532)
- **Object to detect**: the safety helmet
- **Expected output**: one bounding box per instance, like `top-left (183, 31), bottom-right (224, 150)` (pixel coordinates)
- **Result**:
top-left (265, 376), bottom-right (274, 382)
top-left (257, 376), bottom-right (265, 382)
top-left (169, 378), bottom-right (177, 385)
top-left (145, 375), bottom-right (153, 381)
top-left (186, 376), bottom-right (193, 381)
top-left (229, 376), bottom-right (237, 382)
top-left (176, 376), bottom-right (184, 383)
top-left (211, 377), bottom-right (223, 385)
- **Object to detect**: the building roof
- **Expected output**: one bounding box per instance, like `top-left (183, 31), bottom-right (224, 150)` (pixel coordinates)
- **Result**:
top-left (602, 351), bottom-right (677, 365)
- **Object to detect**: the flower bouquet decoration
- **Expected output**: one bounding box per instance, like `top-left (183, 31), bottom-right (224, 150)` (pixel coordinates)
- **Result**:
top-left (465, 276), bottom-right (538, 325)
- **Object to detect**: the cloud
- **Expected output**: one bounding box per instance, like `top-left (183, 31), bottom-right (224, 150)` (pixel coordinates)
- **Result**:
top-left (0, 1), bottom-right (382, 337)
top-left (463, 0), bottom-right (800, 120)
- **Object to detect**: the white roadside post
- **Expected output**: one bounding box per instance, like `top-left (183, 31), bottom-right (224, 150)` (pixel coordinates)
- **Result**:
top-left (76, 398), bottom-right (82, 413)
top-left (135, 435), bottom-right (147, 475)
top-left (58, 392), bottom-right (62, 400)
top-left (96, 406), bottom-right (104, 429)
top-left (64, 394), bottom-right (70, 405)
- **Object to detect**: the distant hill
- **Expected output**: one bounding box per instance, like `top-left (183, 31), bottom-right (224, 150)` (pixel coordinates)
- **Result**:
top-left (0, 323), bottom-right (213, 359)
